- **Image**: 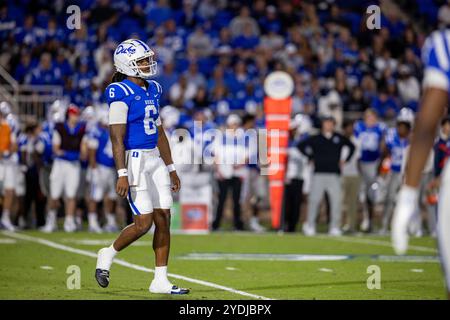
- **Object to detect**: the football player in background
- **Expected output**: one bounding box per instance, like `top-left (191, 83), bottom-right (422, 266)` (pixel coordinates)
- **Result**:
top-left (86, 108), bottom-right (118, 233)
top-left (15, 121), bottom-right (38, 229)
top-left (354, 108), bottom-right (387, 233)
top-left (36, 100), bottom-right (66, 230)
top-left (95, 39), bottom-right (188, 295)
top-left (0, 105), bottom-right (18, 231)
top-left (392, 30), bottom-right (450, 299)
top-left (42, 104), bottom-right (87, 232)
top-left (75, 106), bottom-right (97, 230)
top-left (0, 101), bottom-right (19, 136)
top-left (379, 108), bottom-right (413, 235)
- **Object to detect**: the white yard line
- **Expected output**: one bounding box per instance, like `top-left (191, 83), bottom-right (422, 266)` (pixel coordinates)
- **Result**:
top-left (1, 231), bottom-right (273, 300)
top-left (178, 253), bottom-right (350, 261)
top-left (0, 238), bottom-right (16, 244)
top-left (410, 269), bottom-right (424, 273)
top-left (315, 235), bottom-right (438, 253)
top-left (318, 268), bottom-right (334, 273)
top-left (40, 266), bottom-right (54, 270)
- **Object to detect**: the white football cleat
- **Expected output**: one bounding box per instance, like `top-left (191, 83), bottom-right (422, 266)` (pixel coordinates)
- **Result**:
top-left (39, 223), bottom-right (57, 233)
top-left (0, 216), bottom-right (16, 232)
top-left (64, 218), bottom-right (77, 233)
top-left (103, 224), bottom-right (119, 233)
top-left (249, 217), bottom-right (266, 233)
top-left (302, 223), bottom-right (316, 236)
top-left (88, 223), bottom-right (103, 234)
top-left (360, 217), bottom-right (370, 232)
top-left (412, 228), bottom-right (423, 238)
top-left (328, 228), bottom-right (342, 237)
top-left (18, 216), bottom-right (27, 229)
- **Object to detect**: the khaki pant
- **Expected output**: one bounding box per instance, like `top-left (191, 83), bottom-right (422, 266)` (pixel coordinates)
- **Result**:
top-left (306, 173), bottom-right (342, 231)
top-left (342, 175), bottom-right (361, 232)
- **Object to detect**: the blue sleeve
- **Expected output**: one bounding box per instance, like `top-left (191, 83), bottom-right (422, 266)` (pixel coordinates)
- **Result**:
top-left (384, 129), bottom-right (394, 150)
top-left (104, 83), bottom-right (127, 104)
top-left (353, 121), bottom-right (362, 137)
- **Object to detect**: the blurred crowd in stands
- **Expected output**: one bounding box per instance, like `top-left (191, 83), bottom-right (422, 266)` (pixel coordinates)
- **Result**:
top-left (0, 0), bottom-right (450, 235)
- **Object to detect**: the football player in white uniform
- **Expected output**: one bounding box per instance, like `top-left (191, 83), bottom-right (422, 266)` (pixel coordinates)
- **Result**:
top-left (392, 30), bottom-right (450, 299)
top-left (0, 103), bottom-right (18, 231)
top-left (95, 39), bottom-right (188, 295)
top-left (86, 108), bottom-right (117, 233)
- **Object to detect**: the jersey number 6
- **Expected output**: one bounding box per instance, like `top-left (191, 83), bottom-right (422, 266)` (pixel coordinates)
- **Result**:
top-left (144, 104), bottom-right (157, 135)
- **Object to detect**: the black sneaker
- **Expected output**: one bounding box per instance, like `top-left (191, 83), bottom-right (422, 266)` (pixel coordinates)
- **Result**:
top-left (95, 269), bottom-right (110, 288)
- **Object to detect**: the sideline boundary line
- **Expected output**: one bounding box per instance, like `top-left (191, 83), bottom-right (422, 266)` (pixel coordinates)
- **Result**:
top-left (315, 235), bottom-right (438, 253)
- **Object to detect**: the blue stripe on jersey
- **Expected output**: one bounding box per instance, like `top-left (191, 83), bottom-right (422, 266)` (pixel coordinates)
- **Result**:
top-left (127, 190), bottom-right (141, 215)
top-left (149, 80), bottom-right (162, 95)
top-left (115, 83), bottom-right (130, 95)
top-left (122, 82), bottom-right (134, 94)
top-left (156, 81), bottom-right (162, 94)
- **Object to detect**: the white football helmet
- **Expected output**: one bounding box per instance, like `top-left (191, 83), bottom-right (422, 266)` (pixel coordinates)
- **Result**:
top-left (397, 108), bottom-right (415, 126)
top-left (81, 105), bottom-right (96, 122)
top-left (0, 101), bottom-right (12, 115)
top-left (48, 99), bottom-right (68, 123)
top-left (113, 39), bottom-right (157, 79)
top-left (291, 113), bottom-right (313, 135)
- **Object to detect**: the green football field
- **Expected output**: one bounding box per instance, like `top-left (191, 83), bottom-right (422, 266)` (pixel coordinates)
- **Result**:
top-left (0, 230), bottom-right (446, 300)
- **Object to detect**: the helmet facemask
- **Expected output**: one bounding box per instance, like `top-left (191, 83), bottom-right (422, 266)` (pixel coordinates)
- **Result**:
top-left (131, 52), bottom-right (157, 79)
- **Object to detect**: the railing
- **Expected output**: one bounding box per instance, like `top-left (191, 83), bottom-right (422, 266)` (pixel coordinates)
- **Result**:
top-left (0, 65), bottom-right (63, 122)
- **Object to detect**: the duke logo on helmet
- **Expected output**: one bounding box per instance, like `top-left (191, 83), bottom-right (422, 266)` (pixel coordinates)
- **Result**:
top-left (115, 45), bottom-right (136, 56)
top-left (113, 39), bottom-right (157, 79)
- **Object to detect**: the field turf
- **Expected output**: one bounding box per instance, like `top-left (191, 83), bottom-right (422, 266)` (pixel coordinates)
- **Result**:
top-left (0, 230), bottom-right (446, 300)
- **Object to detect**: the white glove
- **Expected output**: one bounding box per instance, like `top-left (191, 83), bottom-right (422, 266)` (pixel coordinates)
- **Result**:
top-left (391, 185), bottom-right (419, 255)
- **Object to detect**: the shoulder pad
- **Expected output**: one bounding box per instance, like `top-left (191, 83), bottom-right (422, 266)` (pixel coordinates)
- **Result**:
top-left (105, 82), bottom-right (132, 103)
top-left (147, 80), bottom-right (163, 97)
